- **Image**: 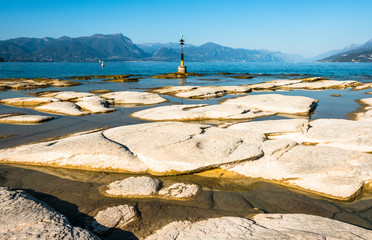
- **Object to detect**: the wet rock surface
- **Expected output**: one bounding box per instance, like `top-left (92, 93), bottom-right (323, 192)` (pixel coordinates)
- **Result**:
top-left (145, 214), bottom-right (372, 240)
top-left (0, 186), bottom-right (98, 240)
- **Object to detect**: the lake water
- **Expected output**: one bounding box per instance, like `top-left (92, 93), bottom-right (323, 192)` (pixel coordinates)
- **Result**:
top-left (0, 62), bottom-right (372, 239)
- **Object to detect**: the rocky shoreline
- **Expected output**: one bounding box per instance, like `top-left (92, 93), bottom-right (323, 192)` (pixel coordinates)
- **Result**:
top-left (0, 73), bottom-right (372, 239)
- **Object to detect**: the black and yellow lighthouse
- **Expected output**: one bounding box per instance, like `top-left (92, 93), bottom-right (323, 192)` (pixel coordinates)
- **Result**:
top-left (178, 35), bottom-right (187, 73)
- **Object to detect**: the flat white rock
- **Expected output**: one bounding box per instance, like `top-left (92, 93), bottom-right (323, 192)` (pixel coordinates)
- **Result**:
top-left (158, 183), bottom-right (200, 199)
top-left (175, 87), bottom-right (227, 99)
top-left (0, 97), bottom-right (61, 107)
top-left (76, 96), bottom-right (116, 114)
top-left (91, 205), bottom-right (138, 234)
top-left (222, 93), bottom-right (318, 115)
top-left (226, 145), bottom-right (372, 199)
top-left (106, 176), bottom-right (161, 196)
top-left (41, 91), bottom-right (95, 101)
top-left (0, 114), bottom-right (53, 124)
top-left (35, 102), bottom-right (89, 116)
top-left (227, 119), bottom-right (309, 135)
top-left (101, 91), bottom-right (167, 105)
top-left (132, 104), bottom-right (275, 121)
top-left (280, 80), bottom-right (358, 90)
top-left (0, 131), bottom-right (148, 173)
top-left (0, 122), bottom-right (265, 174)
top-left (273, 118), bottom-right (372, 152)
top-left (145, 214), bottom-right (372, 240)
top-left (0, 187), bottom-right (98, 240)
top-left (151, 85), bottom-right (251, 99)
top-left (103, 122), bottom-right (266, 174)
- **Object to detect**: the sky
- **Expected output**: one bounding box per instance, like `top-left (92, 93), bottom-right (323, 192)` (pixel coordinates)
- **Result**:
top-left (0, 0), bottom-right (371, 58)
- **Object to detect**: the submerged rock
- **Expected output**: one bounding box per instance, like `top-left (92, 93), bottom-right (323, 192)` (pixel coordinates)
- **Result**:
top-left (35, 102), bottom-right (89, 116)
top-left (91, 205), bottom-right (138, 234)
top-left (101, 91), bottom-right (167, 106)
top-left (145, 214), bottom-right (372, 240)
top-left (0, 187), bottom-right (98, 240)
top-left (222, 93), bottom-right (318, 115)
top-left (131, 104), bottom-right (275, 121)
top-left (0, 114), bottom-right (53, 124)
top-left (106, 176), bottom-right (161, 197)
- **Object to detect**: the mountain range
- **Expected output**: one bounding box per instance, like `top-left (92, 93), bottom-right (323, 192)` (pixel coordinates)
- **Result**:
top-left (0, 33), bottom-right (301, 62)
top-left (317, 39), bottom-right (372, 62)
top-left (0, 33), bottom-right (371, 62)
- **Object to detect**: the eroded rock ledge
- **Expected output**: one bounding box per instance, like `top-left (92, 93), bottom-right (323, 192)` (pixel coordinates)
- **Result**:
top-left (0, 187), bottom-right (98, 240)
top-left (145, 214), bottom-right (372, 240)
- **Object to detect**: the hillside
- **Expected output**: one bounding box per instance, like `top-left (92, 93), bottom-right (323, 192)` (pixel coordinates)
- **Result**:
top-left (318, 39), bottom-right (372, 62)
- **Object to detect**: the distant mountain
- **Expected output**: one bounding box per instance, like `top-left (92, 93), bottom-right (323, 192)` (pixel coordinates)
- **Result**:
top-left (0, 33), bottom-right (300, 62)
top-left (318, 39), bottom-right (372, 62)
top-left (0, 33), bottom-right (149, 62)
top-left (139, 41), bottom-right (301, 62)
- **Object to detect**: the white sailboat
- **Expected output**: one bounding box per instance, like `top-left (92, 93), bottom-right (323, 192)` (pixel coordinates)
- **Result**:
top-left (101, 61), bottom-right (104, 67)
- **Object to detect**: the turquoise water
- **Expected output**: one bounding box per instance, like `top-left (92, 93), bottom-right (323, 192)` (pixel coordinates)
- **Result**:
top-left (1, 62), bottom-right (372, 81)
top-left (0, 62), bottom-right (371, 148)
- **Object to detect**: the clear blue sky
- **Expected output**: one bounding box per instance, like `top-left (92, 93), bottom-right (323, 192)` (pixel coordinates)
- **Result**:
top-left (0, 0), bottom-right (371, 57)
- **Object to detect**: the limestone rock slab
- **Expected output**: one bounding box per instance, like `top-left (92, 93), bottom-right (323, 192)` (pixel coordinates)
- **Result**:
top-left (0, 97), bottom-right (61, 107)
top-left (158, 183), bottom-right (200, 199)
top-left (227, 119), bottom-right (309, 135)
top-left (103, 122), bottom-right (266, 174)
top-left (76, 96), bottom-right (116, 114)
top-left (0, 187), bottom-right (98, 240)
top-left (35, 102), bottom-right (89, 116)
top-left (132, 104), bottom-right (275, 121)
top-left (175, 87), bottom-right (227, 99)
top-left (274, 119), bottom-right (372, 152)
top-left (106, 176), bottom-right (161, 197)
top-left (0, 122), bottom-right (265, 175)
top-left (150, 85), bottom-right (251, 99)
top-left (91, 205), bottom-right (138, 234)
top-left (280, 80), bottom-right (359, 90)
top-left (0, 114), bottom-right (53, 124)
top-left (226, 145), bottom-right (372, 199)
top-left (222, 94), bottom-right (318, 115)
top-left (0, 131), bottom-right (148, 173)
top-left (40, 91), bottom-right (95, 101)
top-left (101, 91), bottom-right (167, 106)
top-left (145, 214), bottom-right (372, 240)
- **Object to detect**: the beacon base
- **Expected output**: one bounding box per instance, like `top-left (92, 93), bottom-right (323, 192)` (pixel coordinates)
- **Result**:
top-left (178, 65), bottom-right (187, 73)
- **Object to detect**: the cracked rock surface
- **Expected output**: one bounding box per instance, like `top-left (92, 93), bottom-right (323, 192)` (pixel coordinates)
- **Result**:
top-left (221, 93), bottom-right (318, 115)
top-left (132, 104), bottom-right (275, 121)
top-left (145, 214), bottom-right (372, 240)
top-left (0, 186), bottom-right (98, 240)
